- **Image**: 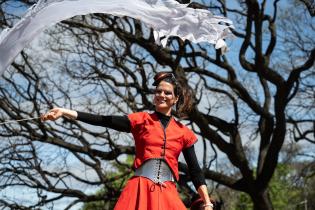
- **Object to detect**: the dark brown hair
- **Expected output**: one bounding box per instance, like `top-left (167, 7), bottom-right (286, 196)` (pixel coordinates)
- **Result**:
top-left (153, 71), bottom-right (194, 117)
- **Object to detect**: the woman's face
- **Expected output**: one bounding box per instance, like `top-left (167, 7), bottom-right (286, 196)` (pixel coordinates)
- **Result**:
top-left (153, 80), bottom-right (178, 115)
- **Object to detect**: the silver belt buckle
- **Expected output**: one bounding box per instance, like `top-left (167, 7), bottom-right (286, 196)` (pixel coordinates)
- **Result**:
top-left (134, 159), bottom-right (175, 184)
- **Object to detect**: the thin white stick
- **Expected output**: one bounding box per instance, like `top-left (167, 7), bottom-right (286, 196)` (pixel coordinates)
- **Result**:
top-left (0, 117), bottom-right (41, 125)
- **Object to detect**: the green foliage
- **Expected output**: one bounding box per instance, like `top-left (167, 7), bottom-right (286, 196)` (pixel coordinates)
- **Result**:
top-left (269, 164), bottom-right (302, 210)
top-left (233, 163), bottom-right (304, 210)
top-left (234, 193), bottom-right (253, 210)
top-left (81, 155), bottom-right (134, 210)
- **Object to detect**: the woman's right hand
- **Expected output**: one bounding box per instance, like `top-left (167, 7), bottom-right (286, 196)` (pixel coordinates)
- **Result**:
top-left (41, 108), bottom-right (64, 121)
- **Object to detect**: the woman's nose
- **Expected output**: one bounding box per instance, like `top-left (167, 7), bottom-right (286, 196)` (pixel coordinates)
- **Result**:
top-left (159, 91), bottom-right (166, 97)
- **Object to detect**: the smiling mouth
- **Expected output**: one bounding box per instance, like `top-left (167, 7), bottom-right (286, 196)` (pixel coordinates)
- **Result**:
top-left (157, 100), bottom-right (166, 103)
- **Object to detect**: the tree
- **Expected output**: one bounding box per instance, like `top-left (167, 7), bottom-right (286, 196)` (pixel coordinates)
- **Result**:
top-left (215, 145), bottom-right (314, 210)
top-left (0, 0), bottom-right (314, 209)
top-left (234, 164), bottom-right (303, 210)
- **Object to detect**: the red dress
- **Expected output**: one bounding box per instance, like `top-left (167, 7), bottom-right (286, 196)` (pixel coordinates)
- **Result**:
top-left (114, 112), bottom-right (197, 210)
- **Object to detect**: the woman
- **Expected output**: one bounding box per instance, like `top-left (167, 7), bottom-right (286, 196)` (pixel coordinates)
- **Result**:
top-left (41, 72), bottom-right (214, 210)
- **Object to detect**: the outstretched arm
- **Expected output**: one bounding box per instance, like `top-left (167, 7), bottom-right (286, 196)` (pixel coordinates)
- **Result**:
top-left (41, 108), bottom-right (131, 132)
top-left (76, 111), bottom-right (131, 132)
top-left (41, 107), bottom-right (77, 120)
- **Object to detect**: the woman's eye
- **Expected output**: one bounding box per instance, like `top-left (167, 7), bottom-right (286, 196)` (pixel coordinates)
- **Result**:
top-left (155, 90), bottom-right (162, 94)
top-left (155, 89), bottom-right (173, 96)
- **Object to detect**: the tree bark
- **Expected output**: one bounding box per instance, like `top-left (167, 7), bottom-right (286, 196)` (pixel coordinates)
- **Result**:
top-left (251, 190), bottom-right (274, 210)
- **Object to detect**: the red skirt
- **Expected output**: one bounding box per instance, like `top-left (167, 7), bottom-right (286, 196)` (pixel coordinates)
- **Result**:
top-left (114, 176), bottom-right (187, 210)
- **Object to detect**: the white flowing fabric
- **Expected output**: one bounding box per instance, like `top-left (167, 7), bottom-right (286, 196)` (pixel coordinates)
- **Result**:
top-left (0, 0), bottom-right (234, 74)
